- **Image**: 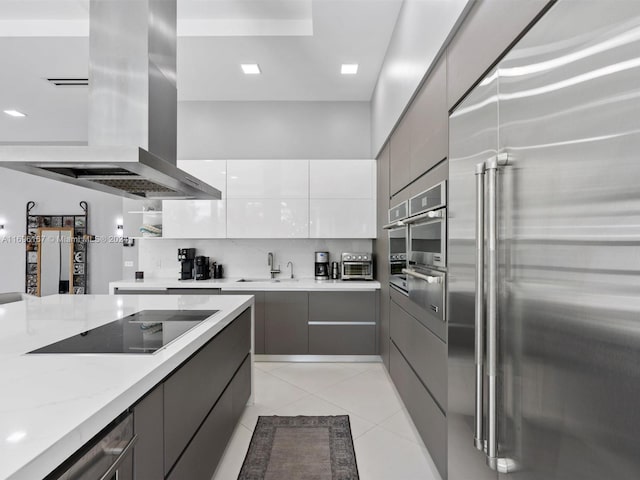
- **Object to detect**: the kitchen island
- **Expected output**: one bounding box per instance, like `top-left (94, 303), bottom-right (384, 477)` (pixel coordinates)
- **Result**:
top-left (0, 294), bottom-right (253, 480)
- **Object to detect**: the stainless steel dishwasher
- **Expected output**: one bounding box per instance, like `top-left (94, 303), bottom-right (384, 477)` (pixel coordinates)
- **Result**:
top-left (49, 413), bottom-right (136, 480)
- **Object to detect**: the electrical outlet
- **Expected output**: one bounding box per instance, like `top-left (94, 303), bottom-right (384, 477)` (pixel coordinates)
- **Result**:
top-left (124, 261), bottom-right (134, 267)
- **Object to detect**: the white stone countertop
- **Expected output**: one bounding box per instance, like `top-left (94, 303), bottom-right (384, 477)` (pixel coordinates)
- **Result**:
top-left (0, 294), bottom-right (253, 480)
top-left (110, 277), bottom-right (381, 292)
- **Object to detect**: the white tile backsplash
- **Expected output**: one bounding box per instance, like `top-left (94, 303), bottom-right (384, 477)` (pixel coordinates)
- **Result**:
top-left (137, 238), bottom-right (373, 279)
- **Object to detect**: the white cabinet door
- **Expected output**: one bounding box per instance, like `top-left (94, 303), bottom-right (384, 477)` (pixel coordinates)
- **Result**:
top-left (227, 199), bottom-right (309, 238)
top-left (163, 200), bottom-right (226, 238)
top-left (227, 160), bottom-right (309, 198)
top-left (309, 159), bottom-right (375, 198)
top-left (309, 199), bottom-right (376, 238)
top-left (162, 160), bottom-right (227, 238)
top-left (309, 160), bottom-right (376, 238)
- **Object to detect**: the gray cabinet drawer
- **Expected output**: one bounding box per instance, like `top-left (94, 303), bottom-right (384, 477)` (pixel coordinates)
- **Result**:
top-left (390, 343), bottom-right (447, 479)
top-left (390, 285), bottom-right (446, 341)
top-left (265, 292), bottom-right (309, 354)
top-left (308, 292), bottom-right (376, 323)
top-left (390, 300), bottom-right (446, 407)
top-left (166, 355), bottom-right (250, 480)
top-left (224, 291), bottom-right (265, 354)
top-left (309, 324), bottom-right (376, 355)
top-left (163, 308), bottom-right (251, 474)
top-left (165, 377), bottom-right (234, 480)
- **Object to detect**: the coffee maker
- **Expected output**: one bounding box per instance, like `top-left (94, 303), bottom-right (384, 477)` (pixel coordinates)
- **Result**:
top-left (315, 252), bottom-right (330, 280)
top-left (195, 256), bottom-right (210, 280)
top-left (178, 248), bottom-right (196, 280)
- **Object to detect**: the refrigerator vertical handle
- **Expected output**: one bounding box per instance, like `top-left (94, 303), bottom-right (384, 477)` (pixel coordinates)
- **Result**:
top-left (474, 163), bottom-right (485, 451)
top-left (485, 153), bottom-right (511, 472)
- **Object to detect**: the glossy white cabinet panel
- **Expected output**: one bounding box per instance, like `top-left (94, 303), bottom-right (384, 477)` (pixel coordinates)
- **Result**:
top-left (163, 160), bottom-right (227, 238)
top-left (162, 200), bottom-right (226, 238)
top-left (227, 160), bottom-right (309, 198)
top-left (309, 199), bottom-right (376, 238)
top-left (227, 199), bottom-right (309, 238)
top-left (309, 159), bottom-right (376, 199)
top-left (178, 160), bottom-right (227, 195)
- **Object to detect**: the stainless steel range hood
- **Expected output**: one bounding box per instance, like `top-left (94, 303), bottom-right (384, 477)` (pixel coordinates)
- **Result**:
top-left (0, 0), bottom-right (221, 200)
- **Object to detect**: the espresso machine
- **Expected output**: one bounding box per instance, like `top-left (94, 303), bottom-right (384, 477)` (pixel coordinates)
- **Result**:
top-left (315, 251), bottom-right (330, 280)
top-left (178, 248), bottom-right (196, 280)
top-left (195, 256), bottom-right (211, 280)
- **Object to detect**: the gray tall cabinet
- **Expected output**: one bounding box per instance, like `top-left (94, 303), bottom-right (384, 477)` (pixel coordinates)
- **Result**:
top-left (376, 1), bottom-right (555, 478)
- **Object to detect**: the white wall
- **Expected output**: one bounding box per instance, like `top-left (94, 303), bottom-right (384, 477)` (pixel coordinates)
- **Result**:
top-left (370, 0), bottom-right (471, 156)
top-left (137, 238), bottom-right (373, 280)
top-left (0, 169), bottom-right (123, 294)
top-left (178, 101), bottom-right (371, 159)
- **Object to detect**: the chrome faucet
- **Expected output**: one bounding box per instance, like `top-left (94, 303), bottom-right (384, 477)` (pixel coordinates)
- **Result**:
top-left (286, 261), bottom-right (294, 279)
top-left (268, 252), bottom-right (280, 279)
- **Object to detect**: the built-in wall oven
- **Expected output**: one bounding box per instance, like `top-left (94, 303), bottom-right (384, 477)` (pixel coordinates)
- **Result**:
top-left (384, 201), bottom-right (409, 295)
top-left (403, 181), bottom-right (447, 322)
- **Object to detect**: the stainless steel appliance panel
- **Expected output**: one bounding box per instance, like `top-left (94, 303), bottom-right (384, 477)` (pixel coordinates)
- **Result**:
top-left (494, 2), bottom-right (640, 478)
top-left (403, 267), bottom-right (446, 324)
top-left (52, 413), bottom-right (135, 480)
top-left (448, 2), bottom-right (640, 479)
top-left (448, 66), bottom-right (499, 480)
top-left (389, 201), bottom-right (408, 223)
top-left (409, 181), bottom-right (446, 216)
top-left (408, 212), bottom-right (446, 269)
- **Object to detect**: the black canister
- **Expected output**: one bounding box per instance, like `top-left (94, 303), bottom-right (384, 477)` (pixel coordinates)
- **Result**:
top-left (213, 263), bottom-right (224, 279)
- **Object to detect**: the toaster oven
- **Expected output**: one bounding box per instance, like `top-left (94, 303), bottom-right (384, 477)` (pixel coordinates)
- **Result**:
top-left (341, 252), bottom-right (374, 280)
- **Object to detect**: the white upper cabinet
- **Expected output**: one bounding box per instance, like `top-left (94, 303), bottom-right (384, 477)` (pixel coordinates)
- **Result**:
top-left (309, 159), bottom-right (375, 199)
top-left (227, 160), bottom-right (309, 198)
top-left (227, 199), bottom-right (309, 238)
top-left (309, 160), bottom-right (376, 238)
top-left (226, 160), bottom-right (309, 238)
top-left (162, 160), bottom-right (227, 238)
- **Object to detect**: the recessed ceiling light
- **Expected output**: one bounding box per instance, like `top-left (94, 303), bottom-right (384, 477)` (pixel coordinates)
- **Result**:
top-left (241, 64), bottom-right (261, 75)
top-left (341, 64), bottom-right (358, 75)
top-left (3, 109), bottom-right (27, 117)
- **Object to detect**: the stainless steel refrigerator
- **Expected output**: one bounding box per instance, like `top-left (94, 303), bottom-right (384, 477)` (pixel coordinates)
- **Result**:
top-left (447, 1), bottom-right (640, 479)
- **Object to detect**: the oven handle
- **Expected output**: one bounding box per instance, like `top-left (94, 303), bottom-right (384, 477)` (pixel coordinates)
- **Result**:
top-left (383, 220), bottom-right (406, 230)
top-left (99, 434), bottom-right (138, 480)
top-left (403, 209), bottom-right (444, 225)
top-left (402, 268), bottom-right (442, 284)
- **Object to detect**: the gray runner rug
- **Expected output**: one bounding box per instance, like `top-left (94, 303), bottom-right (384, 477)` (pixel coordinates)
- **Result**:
top-left (238, 415), bottom-right (360, 480)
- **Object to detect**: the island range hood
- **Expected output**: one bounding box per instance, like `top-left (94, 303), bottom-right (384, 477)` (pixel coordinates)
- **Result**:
top-left (0, 0), bottom-right (221, 200)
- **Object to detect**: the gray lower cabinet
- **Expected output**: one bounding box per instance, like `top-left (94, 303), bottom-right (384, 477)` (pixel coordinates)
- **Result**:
top-left (164, 308), bottom-right (251, 474)
top-left (390, 299), bottom-right (446, 407)
top-left (308, 292), bottom-right (378, 355)
top-left (224, 290), bottom-right (265, 354)
top-left (390, 343), bottom-right (446, 479)
top-left (133, 386), bottom-right (164, 480)
top-left (166, 356), bottom-right (251, 480)
top-left (264, 291), bottom-right (309, 354)
top-left (131, 308), bottom-right (251, 480)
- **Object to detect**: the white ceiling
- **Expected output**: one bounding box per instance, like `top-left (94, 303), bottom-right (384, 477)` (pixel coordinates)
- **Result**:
top-left (0, 0), bottom-right (403, 141)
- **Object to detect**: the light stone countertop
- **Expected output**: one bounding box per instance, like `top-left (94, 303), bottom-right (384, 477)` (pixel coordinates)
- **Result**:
top-left (0, 294), bottom-right (253, 480)
top-left (110, 277), bottom-right (381, 292)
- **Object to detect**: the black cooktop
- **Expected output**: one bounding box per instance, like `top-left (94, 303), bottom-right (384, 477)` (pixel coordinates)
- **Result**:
top-left (28, 310), bottom-right (219, 354)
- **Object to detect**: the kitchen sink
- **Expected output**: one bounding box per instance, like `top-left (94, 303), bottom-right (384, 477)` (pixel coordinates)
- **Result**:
top-left (236, 278), bottom-right (298, 283)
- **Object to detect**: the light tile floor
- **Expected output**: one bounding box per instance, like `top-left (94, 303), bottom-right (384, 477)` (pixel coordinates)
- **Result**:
top-left (211, 361), bottom-right (443, 480)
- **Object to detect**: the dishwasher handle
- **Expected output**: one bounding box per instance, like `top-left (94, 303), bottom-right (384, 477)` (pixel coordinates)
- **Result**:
top-left (99, 434), bottom-right (138, 480)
